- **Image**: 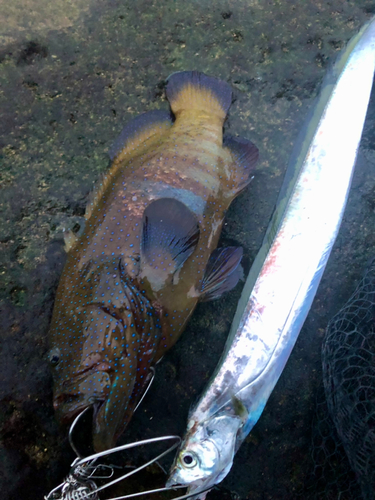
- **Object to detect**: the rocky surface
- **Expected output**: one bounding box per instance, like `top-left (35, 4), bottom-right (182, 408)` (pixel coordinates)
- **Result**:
top-left (1, 1), bottom-right (375, 499)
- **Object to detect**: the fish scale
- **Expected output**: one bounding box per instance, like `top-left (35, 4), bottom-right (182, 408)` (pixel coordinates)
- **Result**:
top-left (49, 70), bottom-right (259, 452)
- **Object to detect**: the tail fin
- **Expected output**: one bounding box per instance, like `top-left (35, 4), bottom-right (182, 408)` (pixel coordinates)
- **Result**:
top-left (166, 71), bottom-right (232, 120)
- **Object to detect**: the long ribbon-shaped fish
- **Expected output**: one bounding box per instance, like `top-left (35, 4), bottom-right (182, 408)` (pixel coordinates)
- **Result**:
top-left (167, 16), bottom-right (375, 499)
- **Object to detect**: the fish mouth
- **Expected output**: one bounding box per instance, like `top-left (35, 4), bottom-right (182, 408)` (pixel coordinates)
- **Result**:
top-left (166, 466), bottom-right (188, 489)
top-left (53, 393), bottom-right (105, 423)
top-left (53, 364), bottom-right (111, 423)
top-left (166, 479), bottom-right (183, 488)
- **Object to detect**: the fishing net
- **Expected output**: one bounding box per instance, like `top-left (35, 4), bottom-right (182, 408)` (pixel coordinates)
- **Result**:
top-left (309, 389), bottom-right (361, 499)
top-left (310, 258), bottom-right (375, 499)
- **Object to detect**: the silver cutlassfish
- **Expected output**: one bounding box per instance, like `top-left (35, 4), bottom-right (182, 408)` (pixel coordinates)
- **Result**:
top-left (167, 16), bottom-right (375, 499)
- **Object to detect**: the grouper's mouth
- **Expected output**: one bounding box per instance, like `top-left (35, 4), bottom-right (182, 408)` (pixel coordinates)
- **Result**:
top-left (53, 393), bottom-right (105, 423)
top-left (53, 365), bottom-right (111, 423)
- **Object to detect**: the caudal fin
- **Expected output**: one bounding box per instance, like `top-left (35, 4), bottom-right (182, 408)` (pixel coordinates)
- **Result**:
top-left (166, 71), bottom-right (232, 120)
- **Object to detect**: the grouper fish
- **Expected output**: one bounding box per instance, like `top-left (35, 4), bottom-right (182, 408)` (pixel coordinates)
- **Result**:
top-left (48, 71), bottom-right (259, 452)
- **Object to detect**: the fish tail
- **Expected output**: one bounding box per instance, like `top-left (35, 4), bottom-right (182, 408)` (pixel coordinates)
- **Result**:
top-left (166, 71), bottom-right (232, 121)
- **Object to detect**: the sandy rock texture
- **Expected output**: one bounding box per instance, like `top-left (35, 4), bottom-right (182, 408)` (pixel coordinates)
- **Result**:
top-left (1, 1), bottom-right (375, 498)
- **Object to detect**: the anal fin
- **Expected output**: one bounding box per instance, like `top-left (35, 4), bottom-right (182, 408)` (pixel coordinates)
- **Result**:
top-left (200, 246), bottom-right (243, 301)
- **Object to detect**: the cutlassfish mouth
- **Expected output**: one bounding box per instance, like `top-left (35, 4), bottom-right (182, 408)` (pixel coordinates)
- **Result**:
top-left (165, 478), bottom-right (182, 488)
top-left (165, 466), bottom-right (190, 489)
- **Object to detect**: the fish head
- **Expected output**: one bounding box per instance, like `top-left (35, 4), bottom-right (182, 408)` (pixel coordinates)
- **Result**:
top-left (48, 318), bottom-right (117, 426)
top-left (167, 414), bottom-right (241, 494)
top-left (49, 344), bottom-right (112, 423)
top-left (48, 299), bottom-right (140, 451)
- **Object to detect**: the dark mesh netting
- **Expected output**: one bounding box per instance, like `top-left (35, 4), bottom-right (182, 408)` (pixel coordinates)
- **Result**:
top-left (312, 258), bottom-right (375, 499)
top-left (309, 388), bottom-right (361, 499)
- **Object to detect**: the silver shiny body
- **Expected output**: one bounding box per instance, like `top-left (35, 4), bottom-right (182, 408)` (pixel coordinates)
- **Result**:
top-left (167, 17), bottom-right (375, 498)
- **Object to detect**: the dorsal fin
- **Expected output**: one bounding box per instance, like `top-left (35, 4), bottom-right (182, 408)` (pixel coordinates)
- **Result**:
top-left (166, 71), bottom-right (232, 120)
top-left (224, 135), bottom-right (259, 194)
top-left (85, 172), bottom-right (110, 221)
top-left (85, 110), bottom-right (173, 220)
top-left (140, 198), bottom-right (200, 290)
top-left (108, 109), bottom-right (173, 161)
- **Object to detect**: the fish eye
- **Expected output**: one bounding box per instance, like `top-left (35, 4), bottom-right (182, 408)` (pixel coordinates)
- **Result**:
top-left (49, 347), bottom-right (61, 366)
top-left (180, 451), bottom-right (198, 468)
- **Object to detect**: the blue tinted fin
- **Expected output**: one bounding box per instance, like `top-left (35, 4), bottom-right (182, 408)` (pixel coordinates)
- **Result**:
top-left (200, 247), bottom-right (243, 301)
top-left (224, 135), bottom-right (259, 193)
top-left (141, 198), bottom-right (200, 273)
top-left (108, 109), bottom-right (173, 161)
top-left (166, 71), bottom-right (232, 120)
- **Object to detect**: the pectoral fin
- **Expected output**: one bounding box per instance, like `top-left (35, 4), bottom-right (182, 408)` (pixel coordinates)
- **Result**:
top-left (200, 246), bottom-right (243, 302)
top-left (141, 198), bottom-right (200, 289)
top-left (63, 221), bottom-right (85, 252)
top-left (63, 229), bottom-right (78, 253)
top-left (231, 394), bottom-right (249, 421)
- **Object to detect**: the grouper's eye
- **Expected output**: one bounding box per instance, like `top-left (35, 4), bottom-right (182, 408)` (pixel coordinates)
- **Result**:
top-left (180, 451), bottom-right (198, 468)
top-left (49, 347), bottom-right (61, 366)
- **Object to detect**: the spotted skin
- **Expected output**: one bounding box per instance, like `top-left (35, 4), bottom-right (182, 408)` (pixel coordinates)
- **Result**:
top-left (49, 71), bottom-right (258, 452)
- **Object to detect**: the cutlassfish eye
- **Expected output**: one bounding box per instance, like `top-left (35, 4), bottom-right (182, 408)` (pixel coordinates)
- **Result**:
top-left (180, 451), bottom-right (198, 468)
top-left (49, 347), bottom-right (61, 366)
